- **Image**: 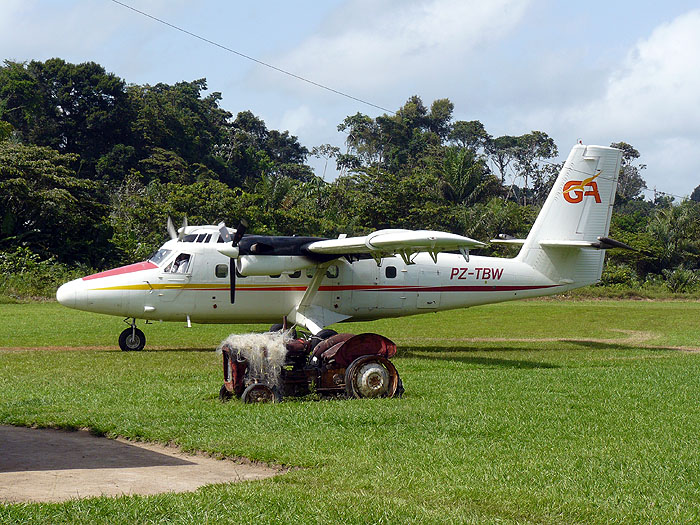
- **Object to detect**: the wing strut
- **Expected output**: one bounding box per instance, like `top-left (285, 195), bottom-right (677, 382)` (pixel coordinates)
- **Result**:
top-left (287, 263), bottom-right (351, 334)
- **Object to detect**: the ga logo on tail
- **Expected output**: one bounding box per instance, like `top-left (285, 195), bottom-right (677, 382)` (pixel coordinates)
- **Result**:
top-left (563, 171), bottom-right (602, 203)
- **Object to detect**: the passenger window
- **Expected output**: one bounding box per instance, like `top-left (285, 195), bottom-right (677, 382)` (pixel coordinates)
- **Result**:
top-left (306, 268), bottom-right (316, 278)
top-left (196, 233), bottom-right (206, 243)
top-left (204, 233), bottom-right (212, 243)
top-left (385, 266), bottom-right (397, 278)
top-left (326, 265), bottom-right (339, 279)
top-left (215, 264), bottom-right (228, 278)
top-left (270, 274), bottom-right (281, 279)
top-left (289, 271), bottom-right (301, 278)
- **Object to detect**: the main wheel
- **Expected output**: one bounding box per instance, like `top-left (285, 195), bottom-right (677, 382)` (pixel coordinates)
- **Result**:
top-left (118, 327), bottom-right (146, 352)
top-left (241, 383), bottom-right (279, 404)
top-left (269, 323), bottom-right (297, 339)
top-left (345, 356), bottom-right (400, 399)
top-left (308, 328), bottom-right (338, 352)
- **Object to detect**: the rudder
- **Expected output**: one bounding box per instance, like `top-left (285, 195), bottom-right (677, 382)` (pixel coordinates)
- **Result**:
top-left (516, 144), bottom-right (623, 286)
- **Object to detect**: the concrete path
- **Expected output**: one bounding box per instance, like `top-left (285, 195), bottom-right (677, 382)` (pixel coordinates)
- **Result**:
top-left (0, 425), bottom-right (279, 503)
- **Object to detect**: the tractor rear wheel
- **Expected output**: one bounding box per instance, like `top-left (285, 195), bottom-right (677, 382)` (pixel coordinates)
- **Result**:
top-left (344, 356), bottom-right (400, 399)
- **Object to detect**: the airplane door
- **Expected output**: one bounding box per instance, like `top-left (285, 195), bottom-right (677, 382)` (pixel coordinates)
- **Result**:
top-left (380, 264), bottom-right (408, 310)
top-left (417, 267), bottom-right (442, 309)
top-left (351, 262), bottom-right (379, 311)
top-left (155, 252), bottom-right (195, 313)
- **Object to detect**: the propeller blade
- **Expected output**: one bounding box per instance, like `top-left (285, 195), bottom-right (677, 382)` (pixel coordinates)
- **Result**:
top-left (177, 216), bottom-right (188, 241)
top-left (231, 218), bottom-right (248, 246)
top-left (230, 260), bottom-right (236, 303)
top-left (166, 216), bottom-right (177, 240)
top-left (221, 218), bottom-right (248, 304)
top-left (218, 221), bottom-right (232, 243)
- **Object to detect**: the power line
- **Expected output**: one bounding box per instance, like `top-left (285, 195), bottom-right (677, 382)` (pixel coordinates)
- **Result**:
top-left (108, 0), bottom-right (395, 114)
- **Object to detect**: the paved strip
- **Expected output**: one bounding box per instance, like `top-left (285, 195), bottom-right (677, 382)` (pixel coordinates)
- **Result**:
top-left (0, 426), bottom-right (280, 503)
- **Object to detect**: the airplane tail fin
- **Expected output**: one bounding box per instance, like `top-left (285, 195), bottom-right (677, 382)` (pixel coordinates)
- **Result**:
top-left (516, 144), bottom-right (622, 287)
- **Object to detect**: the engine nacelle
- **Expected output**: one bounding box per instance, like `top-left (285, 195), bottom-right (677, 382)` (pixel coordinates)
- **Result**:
top-left (236, 255), bottom-right (318, 276)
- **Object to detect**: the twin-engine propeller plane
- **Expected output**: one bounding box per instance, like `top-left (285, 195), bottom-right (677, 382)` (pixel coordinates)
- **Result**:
top-left (57, 144), bottom-right (624, 351)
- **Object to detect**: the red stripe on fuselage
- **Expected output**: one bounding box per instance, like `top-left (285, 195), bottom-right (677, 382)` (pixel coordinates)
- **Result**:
top-left (82, 261), bottom-right (158, 281)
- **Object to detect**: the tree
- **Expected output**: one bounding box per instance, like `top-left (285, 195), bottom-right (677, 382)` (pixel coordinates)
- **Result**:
top-left (486, 135), bottom-right (519, 183)
top-left (311, 144), bottom-right (340, 180)
top-left (0, 142), bottom-right (110, 264)
top-left (0, 58), bottom-right (133, 176)
top-left (611, 141), bottom-right (647, 202)
top-left (337, 112), bottom-right (384, 168)
top-left (646, 200), bottom-right (700, 272)
top-left (449, 120), bottom-right (489, 152)
top-left (0, 120), bottom-right (12, 141)
top-left (512, 131), bottom-right (558, 205)
top-left (431, 146), bottom-right (500, 206)
top-left (216, 110), bottom-right (312, 184)
top-left (690, 184), bottom-right (700, 203)
top-left (129, 79), bottom-right (231, 174)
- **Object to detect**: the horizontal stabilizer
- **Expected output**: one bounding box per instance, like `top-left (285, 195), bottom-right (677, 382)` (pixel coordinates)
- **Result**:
top-left (539, 236), bottom-right (635, 250)
top-left (490, 238), bottom-right (526, 245)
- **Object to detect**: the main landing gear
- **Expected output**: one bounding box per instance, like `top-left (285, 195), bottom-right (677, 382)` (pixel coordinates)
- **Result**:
top-left (119, 318), bottom-right (146, 352)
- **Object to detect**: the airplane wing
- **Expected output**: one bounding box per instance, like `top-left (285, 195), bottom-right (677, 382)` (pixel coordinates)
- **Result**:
top-left (306, 229), bottom-right (485, 264)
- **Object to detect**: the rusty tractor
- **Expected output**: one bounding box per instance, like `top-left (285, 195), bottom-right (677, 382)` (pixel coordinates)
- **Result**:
top-left (219, 330), bottom-right (403, 403)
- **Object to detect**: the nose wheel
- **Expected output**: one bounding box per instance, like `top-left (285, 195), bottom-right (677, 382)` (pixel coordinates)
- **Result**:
top-left (118, 326), bottom-right (146, 351)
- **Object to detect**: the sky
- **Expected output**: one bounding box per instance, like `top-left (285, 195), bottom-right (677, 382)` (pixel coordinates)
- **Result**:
top-left (1, 0), bottom-right (699, 197)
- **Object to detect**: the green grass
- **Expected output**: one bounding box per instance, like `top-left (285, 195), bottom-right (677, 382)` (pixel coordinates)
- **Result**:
top-left (2, 300), bottom-right (700, 523)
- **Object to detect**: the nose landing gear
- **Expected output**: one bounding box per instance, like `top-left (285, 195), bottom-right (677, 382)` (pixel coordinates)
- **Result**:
top-left (119, 318), bottom-right (146, 351)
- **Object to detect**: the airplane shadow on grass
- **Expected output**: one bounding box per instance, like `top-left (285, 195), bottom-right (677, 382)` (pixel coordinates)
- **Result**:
top-left (400, 338), bottom-right (685, 370)
top-left (399, 346), bottom-right (559, 369)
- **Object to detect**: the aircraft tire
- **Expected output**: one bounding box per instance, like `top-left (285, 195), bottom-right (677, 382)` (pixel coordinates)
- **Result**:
top-left (118, 327), bottom-right (146, 352)
top-left (308, 329), bottom-right (339, 352)
top-left (268, 324), bottom-right (297, 339)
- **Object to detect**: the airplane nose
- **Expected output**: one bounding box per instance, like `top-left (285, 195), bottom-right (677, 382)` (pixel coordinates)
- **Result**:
top-left (56, 280), bottom-right (78, 308)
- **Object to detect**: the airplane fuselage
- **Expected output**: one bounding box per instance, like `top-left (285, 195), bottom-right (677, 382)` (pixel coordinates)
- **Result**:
top-left (57, 233), bottom-right (575, 326)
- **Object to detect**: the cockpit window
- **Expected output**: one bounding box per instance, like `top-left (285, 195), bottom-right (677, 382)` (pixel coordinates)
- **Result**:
top-left (149, 249), bottom-right (172, 266)
top-left (166, 253), bottom-right (192, 273)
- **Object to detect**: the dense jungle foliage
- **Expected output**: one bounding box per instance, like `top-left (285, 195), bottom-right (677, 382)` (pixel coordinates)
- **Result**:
top-left (1, 58), bottom-right (700, 298)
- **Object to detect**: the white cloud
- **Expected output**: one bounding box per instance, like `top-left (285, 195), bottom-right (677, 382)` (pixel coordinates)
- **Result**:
top-left (255, 0), bottom-right (531, 97)
top-left (524, 9), bottom-right (700, 195)
top-left (567, 9), bottom-right (700, 140)
top-left (278, 105), bottom-right (326, 137)
top-left (0, 1), bottom-right (188, 72)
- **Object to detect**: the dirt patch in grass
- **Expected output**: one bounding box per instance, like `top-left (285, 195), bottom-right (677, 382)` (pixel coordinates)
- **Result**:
top-left (0, 426), bottom-right (282, 503)
top-left (404, 329), bottom-right (700, 353)
top-left (0, 346), bottom-right (206, 352)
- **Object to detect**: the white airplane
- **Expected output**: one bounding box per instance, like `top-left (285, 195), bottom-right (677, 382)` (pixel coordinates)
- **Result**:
top-left (57, 144), bottom-right (623, 351)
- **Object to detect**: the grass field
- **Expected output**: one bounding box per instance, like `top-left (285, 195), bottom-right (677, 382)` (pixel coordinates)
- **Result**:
top-left (2, 299), bottom-right (700, 523)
